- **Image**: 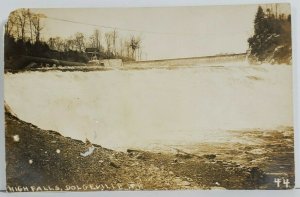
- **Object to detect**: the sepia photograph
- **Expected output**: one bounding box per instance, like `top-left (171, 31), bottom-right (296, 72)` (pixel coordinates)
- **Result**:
top-left (4, 3), bottom-right (294, 192)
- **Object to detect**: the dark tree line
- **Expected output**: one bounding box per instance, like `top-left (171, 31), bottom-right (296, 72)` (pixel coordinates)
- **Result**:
top-left (4, 9), bottom-right (90, 67)
top-left (248, 5), bottom-right (292, 64)
top-left (5, 9), bottom-right (143, 70)
top-left (47, 29), bottom-right (142, 61)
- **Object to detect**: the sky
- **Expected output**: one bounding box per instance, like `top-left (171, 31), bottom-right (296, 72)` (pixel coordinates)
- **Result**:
top-left (33, 3), bottom-right (290, 60)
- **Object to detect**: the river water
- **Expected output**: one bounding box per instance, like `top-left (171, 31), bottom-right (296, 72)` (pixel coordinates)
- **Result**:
top-left (4, 64), bottom-right (293, 151)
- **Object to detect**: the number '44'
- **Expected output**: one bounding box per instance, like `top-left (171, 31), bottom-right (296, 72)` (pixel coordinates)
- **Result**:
top-left (274, 178), bottom-right (290, 188)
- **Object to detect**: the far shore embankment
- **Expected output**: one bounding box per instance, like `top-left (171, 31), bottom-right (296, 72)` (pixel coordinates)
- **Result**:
top-left (124, 53), bottom-right (247, 68)
top-left (5, 55), bottom-right (87, 72)
top-left (5, 53), bottom-right (248, 73)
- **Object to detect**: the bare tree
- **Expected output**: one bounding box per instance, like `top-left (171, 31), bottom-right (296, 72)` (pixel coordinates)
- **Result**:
top-left (5, 9), bottom-right (45, 44)
top-left (105, 32), bottom-right (112, 53)
top-left (124, 40), bottom-right (131, 58)
top-left (14, 9), bottom-right (28, 41)
top-left (119, 38), bottom-right (124, 57)
top-left (31, 13), bottom-right (45, 43)
top-left (89, 29), bottom-right (101, 50)
top-left (89, 35), bottom-right (96, 48)
top-left (48, 37), bottom-right (55, 49)
top-left (5, 11), bottom-right (18, 37)
top-left (94, 29), bottom-right (101, 50)
top-left (62, 39), bottom-right (69, 51)
top-left (48, 37), bottom-right (65, 51)
top-left (138, 48), bottom-right (142, 61)
top-left (65, 38), bottom-right (76, 51)
top-left (130, 35), bottom-right (141, 60)
top-left (74, 32), bottom-right (85, 52)
top-left (112, 29), bottom-right (118, 55)
top-left (27, 9), bottom-right (34, 43)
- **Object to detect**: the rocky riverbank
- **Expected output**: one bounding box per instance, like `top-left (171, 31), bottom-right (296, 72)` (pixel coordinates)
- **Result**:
top-left (5, 110), bottom-right (294, 192)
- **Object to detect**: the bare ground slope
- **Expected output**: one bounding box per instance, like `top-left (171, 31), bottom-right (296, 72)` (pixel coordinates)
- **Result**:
top-left (5, 110), bottom-right (294, 192)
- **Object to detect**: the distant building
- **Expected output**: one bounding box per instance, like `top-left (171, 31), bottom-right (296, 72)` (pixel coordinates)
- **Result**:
top-left (85, 48), bottom-right (100, 60)
top-left (85, 48), bottom-right (123, 67)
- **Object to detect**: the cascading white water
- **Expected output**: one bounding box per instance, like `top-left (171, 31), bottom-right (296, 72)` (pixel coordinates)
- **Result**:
top-left (4, 63), bottom-right (293, 150)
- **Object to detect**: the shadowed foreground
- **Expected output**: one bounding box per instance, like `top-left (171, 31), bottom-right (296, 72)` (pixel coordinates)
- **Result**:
top-left (5, 110), bottom-right (294, 192)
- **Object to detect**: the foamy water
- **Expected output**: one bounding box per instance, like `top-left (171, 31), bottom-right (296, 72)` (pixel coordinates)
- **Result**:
top-left (4, 64), bottom-right (293, 150)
